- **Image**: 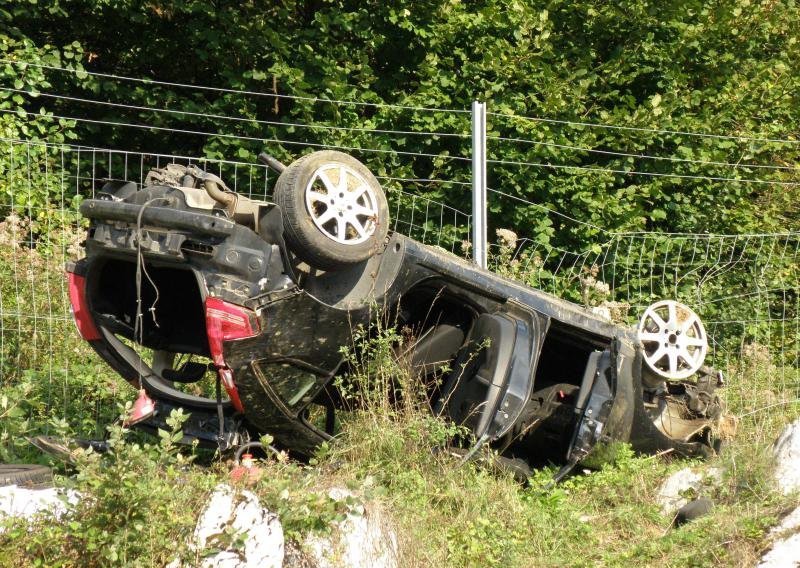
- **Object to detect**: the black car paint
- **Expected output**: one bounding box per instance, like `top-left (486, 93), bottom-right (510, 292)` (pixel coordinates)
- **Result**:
top-left (73, 181), bottom-right (718, 467)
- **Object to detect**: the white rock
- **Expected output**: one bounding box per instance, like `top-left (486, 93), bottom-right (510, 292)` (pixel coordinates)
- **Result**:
top-left (756, 420), bottom-right (800, 567)
top-left (304, 488), bottom-right (398, 568)
top-left (769, 506), bottom-right (800, 537)
top-left (656, 467), bottom-right (722, 516)
top-left (0, 485), bottom-right (80, 526)
top-left (774, 420), bottom-right (800, 495)
top-left (757, 532), bottom-right (800, 568)
top-left (757, 506), bottom-right (800, 567)
top-left (180, 483), bottom-right (283, 568)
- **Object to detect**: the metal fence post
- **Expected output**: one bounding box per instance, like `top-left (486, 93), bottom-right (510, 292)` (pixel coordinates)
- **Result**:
top-left (471, 100), bottom-right (487, 269)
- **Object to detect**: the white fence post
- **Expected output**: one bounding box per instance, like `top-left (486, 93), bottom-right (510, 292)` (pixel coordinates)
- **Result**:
top-left (471, 100), bottom-right (487, 268)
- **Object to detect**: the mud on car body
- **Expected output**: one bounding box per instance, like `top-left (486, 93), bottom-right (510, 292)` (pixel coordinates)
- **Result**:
top-left (67, 150), bottom-right (725, 475)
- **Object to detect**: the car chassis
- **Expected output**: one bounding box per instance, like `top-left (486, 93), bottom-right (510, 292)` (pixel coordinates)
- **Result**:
top-left (66, 151), bottom-right (725, 477)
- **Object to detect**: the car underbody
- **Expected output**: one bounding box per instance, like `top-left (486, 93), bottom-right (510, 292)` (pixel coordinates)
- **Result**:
top-left (66, 151), bottom-right (726, 478)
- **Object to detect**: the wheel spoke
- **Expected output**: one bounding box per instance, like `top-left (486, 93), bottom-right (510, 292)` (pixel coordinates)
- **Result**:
top-left (307, 190), bottom-right (329, 204)
top-left (317, 171), bottom-right (337, 194)
top-left (682, 335), bottom-right (706, 347)
top-left (347, 214), bottom-right (368, 237)
top-left (315, 207), bottom-right (337, 225)
top-left (351, 204), bottom-right (375, 217)
top-left (678, 346), bottom-right (697, 366)
top-left (338, 166), bottom-right (349, 193)
top-left (667, 302), bottom-right (677, 328)
top-left (646, 310), bottom-right (668, 331)
top-left (639, 331), bottom-right (663, 342)
top-left (348, 184), bottom-right (370, 203)
top-left (647, 346), bottom-right (667, 366)
top-left (667, 350), bottom-right (678, 374)
top-left (680, 315), bottom-right (699, 333)
top-left (336, 216), bottom-right (347, 238)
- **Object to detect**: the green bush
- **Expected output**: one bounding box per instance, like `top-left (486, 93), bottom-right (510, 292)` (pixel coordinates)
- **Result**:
top-left (0, 410), bottom-right (219, 567)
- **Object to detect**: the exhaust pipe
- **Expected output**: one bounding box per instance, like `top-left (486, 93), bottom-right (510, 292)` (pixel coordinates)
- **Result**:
top-left (257, 152), bottom-right (286, 174)
top-left (203, 177), bottom-right (237, 213)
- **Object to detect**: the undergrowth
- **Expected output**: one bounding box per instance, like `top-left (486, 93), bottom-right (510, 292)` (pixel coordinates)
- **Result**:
top-left (0, 226), bottom-right (797, 566)
top-left (311, 321), bottom-right (798, 567)
top-left (0, 410), bottom-right (217, 567)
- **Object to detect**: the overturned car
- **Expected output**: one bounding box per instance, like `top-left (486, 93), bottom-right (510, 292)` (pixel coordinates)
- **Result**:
top-left (67, 150), bottom-right (725, 475)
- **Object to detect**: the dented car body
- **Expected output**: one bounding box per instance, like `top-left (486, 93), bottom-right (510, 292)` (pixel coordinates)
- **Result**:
top-left (67, 151), bottom-right (724, 473)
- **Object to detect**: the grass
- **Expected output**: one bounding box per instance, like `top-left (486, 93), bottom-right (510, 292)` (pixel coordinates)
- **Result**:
top-left (0, 213), bottom-right (127, 462)
top-left (0, 222), bottom-right (798, 567)
top-left (295, 325), bottom-right (799, 567)
top-left (2, 399), bottom-right (795, 567)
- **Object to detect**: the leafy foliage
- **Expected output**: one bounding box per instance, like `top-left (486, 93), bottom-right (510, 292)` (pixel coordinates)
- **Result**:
top-left (0, 410), bottom-right (219, 567)
top-left (0, 6), bottom-right (798, 565)
top-left (1, 0), bottom-right (797, 245)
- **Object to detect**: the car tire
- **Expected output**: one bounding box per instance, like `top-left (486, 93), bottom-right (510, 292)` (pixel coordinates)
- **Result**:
top-left (0, 464), bottom-right (53, 488)
top-left (274, 151), bottom-right (389, 270)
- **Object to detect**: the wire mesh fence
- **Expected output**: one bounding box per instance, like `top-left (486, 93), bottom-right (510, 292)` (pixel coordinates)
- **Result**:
top-left (486, 190), bottom-right (799, 415)
top-left (0, 64), bottom-right (798, 436)
top-left (0, 138), bottom-right (472, 247)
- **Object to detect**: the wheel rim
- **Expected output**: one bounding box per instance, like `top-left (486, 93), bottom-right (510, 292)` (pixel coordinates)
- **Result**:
top-left (304, 163), bottom-right (379, 245)
top-left (637, 300), bottom-right (708, 380)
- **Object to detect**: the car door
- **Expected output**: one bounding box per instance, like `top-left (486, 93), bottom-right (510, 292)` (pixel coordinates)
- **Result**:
top-left (439, 304), bottom-right (546, 442)
top-left (566, 347), bottom-right (615, 464)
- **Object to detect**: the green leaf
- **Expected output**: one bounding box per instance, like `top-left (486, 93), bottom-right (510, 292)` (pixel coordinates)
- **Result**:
top-left (650, 93), bottom-right (662, 108)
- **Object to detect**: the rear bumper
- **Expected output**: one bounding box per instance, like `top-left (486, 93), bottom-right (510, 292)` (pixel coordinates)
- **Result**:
top-left (81, 199), bottom-right (236, 238)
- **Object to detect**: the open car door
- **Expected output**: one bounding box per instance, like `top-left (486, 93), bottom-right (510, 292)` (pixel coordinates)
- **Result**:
top-left (566, 341), bottom-right (620, 465)
top-left (438, 308), bottom-right (544, 443)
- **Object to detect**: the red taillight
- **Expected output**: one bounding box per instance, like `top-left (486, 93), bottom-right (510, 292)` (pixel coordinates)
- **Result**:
top-left (67, 272), bottom-right (101, 341)
top-left (204, 297), bottom-right (260, 413)
top-left (204, 297), bottom-right (260, 366)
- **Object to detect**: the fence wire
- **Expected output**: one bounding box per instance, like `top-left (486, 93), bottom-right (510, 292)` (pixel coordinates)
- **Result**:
top-left (0, 138), bottom-right (471, 437)
top-left (0, 72), bottom-right (798, 433)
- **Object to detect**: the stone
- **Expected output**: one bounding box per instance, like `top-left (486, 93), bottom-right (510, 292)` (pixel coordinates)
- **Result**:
top-left (0, 485), bottom-right (80, 528)
top-left (672, 497), bottom-right (714, 527)
top-left (755, 419), bottom-right (800, 567)
top-left (773, 419), bottom-right (800, 495)
top-left (756, 487), bottom-right (800, 566)
top-left (756, 532), bottom-right (800, 568)
top-left (769, 506), bottom-right (800, 537)
top-left (656, 467), bottom-right (722, 516)
top-left (177, 483), bottom-right (283, 568)
top-left (303, 488), bottom-right (398, 568)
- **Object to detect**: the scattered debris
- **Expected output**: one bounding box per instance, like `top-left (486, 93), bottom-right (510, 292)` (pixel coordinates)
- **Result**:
top-left (229, 454), bottom-right (263, 485)
top-left (302, 488), bottom-right (398, 568)
top-left (672, 497), bottom-right (714, 527)
top-left (0, 464), bottom-right (53, 488)
top-left (172, 484), bottom-right (283, 568)
top-left (773, 419), bottom-right (800, 495)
